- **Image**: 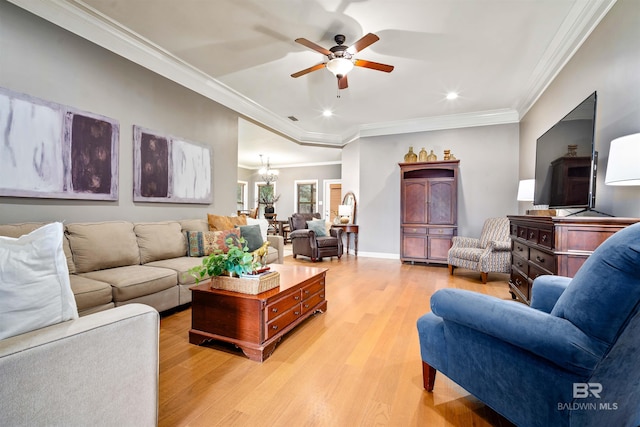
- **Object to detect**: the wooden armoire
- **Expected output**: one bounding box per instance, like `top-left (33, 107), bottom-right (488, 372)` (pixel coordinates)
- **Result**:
top-left (399, 160), bottom-right (459, 264)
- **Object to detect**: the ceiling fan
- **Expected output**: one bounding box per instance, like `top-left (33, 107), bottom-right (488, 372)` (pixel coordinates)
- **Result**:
top-left (291, 33), bottom-right (394, 90)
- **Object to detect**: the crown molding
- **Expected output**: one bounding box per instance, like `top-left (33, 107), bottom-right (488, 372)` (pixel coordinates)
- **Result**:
top-left (9, 0), bottom-right (615, 144)
top-left (358, 109), bottom-right (520, 137)
top-left (514, 0), bottom-right (618, 117)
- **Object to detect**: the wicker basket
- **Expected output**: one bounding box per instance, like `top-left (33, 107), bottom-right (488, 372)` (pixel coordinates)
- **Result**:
top-left (210, 271), bottom-right (280, 294)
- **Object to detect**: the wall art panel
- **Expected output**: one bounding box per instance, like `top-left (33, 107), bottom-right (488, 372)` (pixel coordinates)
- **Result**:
top-left (0, 87), bottom-right (119, 200)
top-left (133, 126), bottom-right (211, 204)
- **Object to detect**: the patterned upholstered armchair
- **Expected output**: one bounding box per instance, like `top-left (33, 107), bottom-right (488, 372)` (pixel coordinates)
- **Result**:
top-left (447, 217), bottom-right (511, 283)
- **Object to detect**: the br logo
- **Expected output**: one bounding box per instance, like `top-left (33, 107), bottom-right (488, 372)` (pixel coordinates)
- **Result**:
top-left (573, 383), bottom-right (602, 399)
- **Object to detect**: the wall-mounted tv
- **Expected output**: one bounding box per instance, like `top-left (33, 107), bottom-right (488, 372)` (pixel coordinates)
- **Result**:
top-left (534, 92), bottom-right (597, 210)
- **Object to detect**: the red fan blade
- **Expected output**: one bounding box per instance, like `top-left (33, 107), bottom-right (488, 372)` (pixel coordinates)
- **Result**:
top-left (354, 59), bottom-right (394, 73)
top-left (346, 33), bottom-right (379, 54)
top-left (338, 75), bottom-right (348, 89)
top-left (291, 63), bottom-right (326, 78)
top-left (294, 38), bottom-right (332, 56)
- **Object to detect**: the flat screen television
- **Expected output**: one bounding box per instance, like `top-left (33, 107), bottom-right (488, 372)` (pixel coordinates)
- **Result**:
top-left (533, 92), bottom-right (597, 210)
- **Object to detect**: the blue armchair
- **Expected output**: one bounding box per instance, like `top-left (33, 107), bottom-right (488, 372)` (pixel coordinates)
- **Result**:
top-left (417, 222), bottom-right (640, 427)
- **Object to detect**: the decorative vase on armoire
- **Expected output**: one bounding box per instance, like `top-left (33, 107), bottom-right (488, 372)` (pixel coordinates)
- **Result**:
top-left (404, 147), bottom-right (418, 163)
top-left (419, 148), bottom-right (428, 162)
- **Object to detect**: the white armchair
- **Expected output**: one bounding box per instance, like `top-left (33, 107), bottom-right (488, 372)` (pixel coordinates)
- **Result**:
top-left (447, 217), bottom-right (511, 283)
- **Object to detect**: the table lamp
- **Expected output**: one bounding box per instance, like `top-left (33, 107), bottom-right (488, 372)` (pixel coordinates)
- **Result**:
top-left (338, 205), bottom-right (352, 224)
top-left (517, 179), bottom-right (535, 202)
top-left (605, 133), bottom-right (640, 186)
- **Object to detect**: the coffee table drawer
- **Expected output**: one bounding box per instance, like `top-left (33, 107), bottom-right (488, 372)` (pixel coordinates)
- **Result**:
top-left (266, 306), bottom-right (301, 339)
top-left (266, 292), bottom-right (302, 322)
top-left (301, 292), bottom-right (324, 314)
top-left (302, 281), bottom-right (324, 300)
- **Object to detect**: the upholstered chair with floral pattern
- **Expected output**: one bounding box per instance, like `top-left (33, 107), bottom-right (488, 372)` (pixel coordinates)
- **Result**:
top-left (447, 217), bottom-right (511, 283)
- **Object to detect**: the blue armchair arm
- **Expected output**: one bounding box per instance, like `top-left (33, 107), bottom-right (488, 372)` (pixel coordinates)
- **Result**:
top-left (430, 289), bottom-right (607, 376)
top-left (530, 275), bottom-right (571, 313)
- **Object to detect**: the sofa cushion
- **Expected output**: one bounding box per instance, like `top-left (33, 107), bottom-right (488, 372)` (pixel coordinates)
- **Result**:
top-left (179, 218), bottom-right (209, 232)
top-left (239, 224), bottom-right (264, 251)
top-left (208, 214), bottom-right (247, 231)
top-left (146, 256), bottom-right (203, 286)
top-left (134, 221), bottom-right (187, 264)
top-left (66, 221), bottom-right (140, 273)
top-left (0, 222), bottom-right (78, 340)
top-left (69, 275), bottom-right (113, 312)
top-left (186, 229), bottom-right (241, 257)
top-left (0, 222), bottom-right (75, 274)
top-left (79, 265), bottom-right (176, 303)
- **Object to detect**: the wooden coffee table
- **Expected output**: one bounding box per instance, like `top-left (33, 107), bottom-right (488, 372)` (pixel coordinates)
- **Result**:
top-left (189, 264), bottom-right (328, 361)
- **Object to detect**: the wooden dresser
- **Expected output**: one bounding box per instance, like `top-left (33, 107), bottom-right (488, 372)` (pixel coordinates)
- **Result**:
top-left (399, 160), bottom-right (459, 264)
top-left (507, 215), bottom-right (639, 304)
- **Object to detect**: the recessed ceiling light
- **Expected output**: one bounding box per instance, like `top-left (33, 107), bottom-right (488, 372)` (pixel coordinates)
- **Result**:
top-left (322, 109), bottom-right (333, 117)
top-left (446, 92), bottom-right (459, 100)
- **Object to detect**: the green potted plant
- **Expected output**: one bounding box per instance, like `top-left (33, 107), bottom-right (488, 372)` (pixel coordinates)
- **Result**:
top-left (189, 237), bottom-right (258, 284)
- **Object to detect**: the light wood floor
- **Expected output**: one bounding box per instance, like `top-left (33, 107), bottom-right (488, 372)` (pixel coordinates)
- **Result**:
top-left (159, 254), bottom-right (516, 427)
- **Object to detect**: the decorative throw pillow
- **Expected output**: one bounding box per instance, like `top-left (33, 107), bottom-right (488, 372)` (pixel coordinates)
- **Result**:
top-left (186, 229), bottom-right (241, 257)
top-left (306, 219), bottom-right (327, 237)
top-left (0, 222), bottom-right (78, 340)
top-left (246, 217), bottom-right (268, 242)
top-left (207, 214), bottom-right (247, 231)
top-left (239, 224), bottom-right (264, 252)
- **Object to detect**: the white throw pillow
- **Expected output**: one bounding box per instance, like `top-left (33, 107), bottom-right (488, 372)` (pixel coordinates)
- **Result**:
top-left (0, 222), bottom-right (78, 340)
top-left (246, 217), bottom-right (268, 242)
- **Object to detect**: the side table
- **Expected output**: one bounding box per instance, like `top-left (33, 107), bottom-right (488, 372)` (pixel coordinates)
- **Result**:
top-left (331, 224), bottom-right (359, 256)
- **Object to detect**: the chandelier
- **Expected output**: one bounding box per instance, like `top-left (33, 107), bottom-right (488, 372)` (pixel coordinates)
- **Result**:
top-left (259, 155), bottom-right (279, 185)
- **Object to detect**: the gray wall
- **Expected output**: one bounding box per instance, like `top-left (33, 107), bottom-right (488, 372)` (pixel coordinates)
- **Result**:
top-left (0, 1), bottom-right (240, 224)
top-left (240, 164), bottom-right (342, 219)
top-left (520, 0), bottom-right (640, 217)
top-left (347, 123), bottom-right (520, 256)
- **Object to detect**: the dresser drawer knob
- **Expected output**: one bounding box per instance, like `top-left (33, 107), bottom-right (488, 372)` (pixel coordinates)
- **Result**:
top-left (294, 296), bottom-right (300, 300)
top-left (304, 304), bottom-right (310, 308)
top-left (304, 290), bottom-right (310, 295)
top-left (536, 256), bottom-right (545, 263)
top-left (529, 232), bottom-right (535, 239)
top-left (272, 325), bottom-right (278, 330)
top-left (294, 311), bottom-right (300, 315)
top-left (271, 308), bottom-right (278, 313)
top-left (517, 261), bottom-right (523, 267)
top-left (515, 278), bottom-right (522, 286)
top-left (541, 235), bottom-right (548, 242)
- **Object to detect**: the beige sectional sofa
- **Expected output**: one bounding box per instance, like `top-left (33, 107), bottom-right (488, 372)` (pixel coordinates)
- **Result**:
top-left (0, 218), bottom-right (284, 316)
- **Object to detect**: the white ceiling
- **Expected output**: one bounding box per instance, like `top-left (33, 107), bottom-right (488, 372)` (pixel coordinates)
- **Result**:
top-left (11, 0), bottom-right (616, 168)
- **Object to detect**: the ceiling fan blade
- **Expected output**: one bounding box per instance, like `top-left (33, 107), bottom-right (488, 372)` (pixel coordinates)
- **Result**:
top-left (291, 63), bottom-right (326, 78)
top-left (354, 59), bottom-right (394, 73)
top-left (338, 75), bottom-right (348, 89)
top-left (346, 33), bottom-right (379, 54)
top-left (294, 38), bottom-right (332, 56)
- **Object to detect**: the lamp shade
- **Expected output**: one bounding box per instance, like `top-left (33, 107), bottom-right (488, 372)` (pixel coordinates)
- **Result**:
top-left (326, 58), bottom-right (354, 77)
top-left (605, 133), bottom-right (640, 186)
top-left (517, 179), bottom-right (535, 201)
top-left (338, 204), bottom-right (352, 216)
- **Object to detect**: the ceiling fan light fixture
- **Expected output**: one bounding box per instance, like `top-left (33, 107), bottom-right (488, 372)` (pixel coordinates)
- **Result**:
top-left (326, 58), bottom-right (354, 77)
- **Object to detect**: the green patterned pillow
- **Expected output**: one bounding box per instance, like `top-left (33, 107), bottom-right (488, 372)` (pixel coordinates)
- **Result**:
top-left (186, 229), bottom-right (241, 257)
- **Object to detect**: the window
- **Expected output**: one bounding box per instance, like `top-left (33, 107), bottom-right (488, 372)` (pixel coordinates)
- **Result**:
top-left (237, 181), bottom-right (247, 212)
top-left (297, 182), bottom-right (317, 213)
top-left (256, 183), bottom-right (277, 218)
